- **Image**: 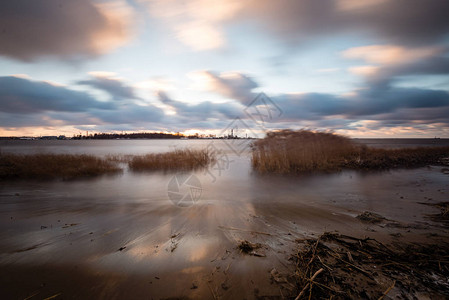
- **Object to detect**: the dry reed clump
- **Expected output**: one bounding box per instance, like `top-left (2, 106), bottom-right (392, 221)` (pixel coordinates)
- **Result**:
top-left (0, 153), bottom-right (121, 180)
top-left (128, 149), bottom-right (215, 172)
top-left (251, 129), bottom-right (449, 174)
top-left (251, 129), bottom-right (356, 173)
top-left (290, 232), bottom-right (449, 299)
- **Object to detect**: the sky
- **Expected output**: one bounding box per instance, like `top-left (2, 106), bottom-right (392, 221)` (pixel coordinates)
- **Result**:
top-left (1, 0), bottom-right (449, 138)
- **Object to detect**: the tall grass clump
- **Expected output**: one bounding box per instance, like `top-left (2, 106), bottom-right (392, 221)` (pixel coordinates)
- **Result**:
top-left (128, 149), bottom-right (215, 172)
top-left (252, 129), bottom-right (356, 173)
top-left (252, 129), bottom-right (449, 174)
top-left (0, 153), bottom-right (121, 180)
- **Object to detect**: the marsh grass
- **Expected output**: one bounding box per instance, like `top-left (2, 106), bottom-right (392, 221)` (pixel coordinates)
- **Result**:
top-left (252, 129), bottom-right (449, 174)
top-left (128, 149), bottom-right (215, 172)
top-left (0, 153), bottom-right (121, 180)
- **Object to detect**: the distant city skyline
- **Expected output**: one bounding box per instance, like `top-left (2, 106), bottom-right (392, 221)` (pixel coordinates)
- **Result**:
top-left (1, 0), bottom-right (449, 138)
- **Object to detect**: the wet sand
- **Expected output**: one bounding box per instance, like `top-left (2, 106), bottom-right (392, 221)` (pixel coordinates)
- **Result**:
top-left (1, 141), bottom-right (449, 299)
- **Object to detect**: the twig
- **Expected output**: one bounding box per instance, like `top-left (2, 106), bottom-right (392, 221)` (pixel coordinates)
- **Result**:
top-left (224, 262), bottom-right (232, 275)
top-left (23, 291), bottom-right (40, 300)
top-left (207, 281), bottom-right (219, 300)
top-left (43, 294), bottom-right (62, 300)
top-left (326, 252), bottom-right (373, 279)
top-left (295, 268), bottom-right (324, 300)
top-left (317, 255), bottom-right (333, 271)
top-left (378, 280), bottom-right (395, 300)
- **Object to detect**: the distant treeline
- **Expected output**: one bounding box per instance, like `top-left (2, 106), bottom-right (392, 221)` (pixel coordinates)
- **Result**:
top-left (0, 132), bottom-right (247, 140)
top-left (73, 132), bottom-right (185, 139)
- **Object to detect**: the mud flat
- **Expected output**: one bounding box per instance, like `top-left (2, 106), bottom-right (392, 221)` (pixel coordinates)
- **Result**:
top-left (1, 139), bottom-right (449, 299)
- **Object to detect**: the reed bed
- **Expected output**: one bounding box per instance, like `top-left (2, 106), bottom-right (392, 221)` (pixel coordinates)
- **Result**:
top-left (0, 153), bottom-right (121, 180)
top-left (252, 129), bottom-right (449, 174)
top-left (128, 149), bottom-right (215, 171)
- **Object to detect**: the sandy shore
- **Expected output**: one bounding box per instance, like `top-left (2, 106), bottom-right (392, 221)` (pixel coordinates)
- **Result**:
top-left (1, 165), bottom-right (449, 299)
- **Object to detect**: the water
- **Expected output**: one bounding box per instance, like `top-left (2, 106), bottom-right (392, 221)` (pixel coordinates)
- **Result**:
top-left (1, 139), bottom-right (448, 299)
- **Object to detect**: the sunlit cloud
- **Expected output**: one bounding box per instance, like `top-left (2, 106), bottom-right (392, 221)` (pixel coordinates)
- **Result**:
top-left (342, 45), bottom-right (442, 65)
top-left (88, 71), bottom-right (118, 78)
top-left (10, 74), bottom-right (31, 79)
top-left (0, 0), bottom-right (137, 61)
top-left (139, 0), bottom-right (241, 51)
top-left (89, 0), bottom-right (137, 55)
top-left (348, 65), bottom-right (379, 76)
top-left (188, 70), bottom-right (258, 103)
top-left (335, 0), bottom-right (389, 12)
top-left (134, 78), bottom-right (175, 92)
top-left (175, 21), bottom-right (224, 51)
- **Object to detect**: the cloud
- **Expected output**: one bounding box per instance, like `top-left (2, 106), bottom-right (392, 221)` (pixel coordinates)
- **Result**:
top-left (342, 45), bottom-right (442, 65)
top-left (275, 86), bottom-right (449, 121)
top-left (77, 73), bottom-right (138, 100)
top-left (185, 68), bottom-right (449, 131)
top-left (189, 70), bottom-right (259, 103)
top-left (139, 0), bottom-right (449, 56)
top-left (0, 76), bottom-right (113, 114)
top-left (343, 44), bottom-right (449, 87)
top-left (0, 0), bottom-right (135, 61)
top-left (0, 75), bottom-right (164, 131)
top-left (348, 66), bottom-right (380, 77)
top-left (175, 21), bottom-right (225, 51)
top-left (140, 0), bottom-right (241, 51)
top-left (158, 91), bottom-right (244, 120)
top-left (236, 0), bottom-right (449, 47)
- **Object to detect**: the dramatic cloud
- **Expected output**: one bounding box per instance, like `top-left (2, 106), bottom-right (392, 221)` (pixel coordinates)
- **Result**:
top-left (0, 75), bottom-right (164, 131)
top-left (189, 71), bottom-right (259, 104)
top-left (144, 0), bottom-right (449, 51)
top-left (342, 45), bottom-right (442, 66)
top-left (140, 0), bottom-right (241, 51)
top-left (195, 69), bottom-right (449, 129)
top-left (0, 0), bottom-right (135, 61)
top-left (237, 0), bottom-right (449, 47)
top-left (0, 76), bottom-right (112, 114)
top-left (77, 73), bottom-right (138, 100)
top-left (341, 43), bottom-right (449, 94)
top-left (158, 91), bottom-right (244, 120)
top-left (273, 87), bottom-right (449, 122)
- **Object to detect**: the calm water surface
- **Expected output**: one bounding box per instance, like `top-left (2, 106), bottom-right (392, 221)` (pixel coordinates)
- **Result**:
top-left (0, 139), bottom-right (448, 299)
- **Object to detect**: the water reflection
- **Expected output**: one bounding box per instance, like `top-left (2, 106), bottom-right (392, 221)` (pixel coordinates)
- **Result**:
top-left (1, 140), bottom-right (448, 293)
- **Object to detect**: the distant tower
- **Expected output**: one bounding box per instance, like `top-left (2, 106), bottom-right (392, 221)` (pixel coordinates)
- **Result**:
top-left (231, 129), bottom-right (234, 138)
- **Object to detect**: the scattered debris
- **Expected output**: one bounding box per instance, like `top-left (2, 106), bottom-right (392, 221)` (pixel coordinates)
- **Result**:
top-left (169, 233), bottom-right (180, 252)
top-left (170, 242), bottom-right (178, 252)
top-left (62, 223), bottom-right (79, 228)
top-left (221, 281), bottom-right (230, 290)
top-left (356, 211), bottom-right (386, 223)
top-left (237, 240), bottom-right (266, 257)
top-left (270, 268), bottom-right (288, 284)
top-left (288, 232), bottom-right (449, 299)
